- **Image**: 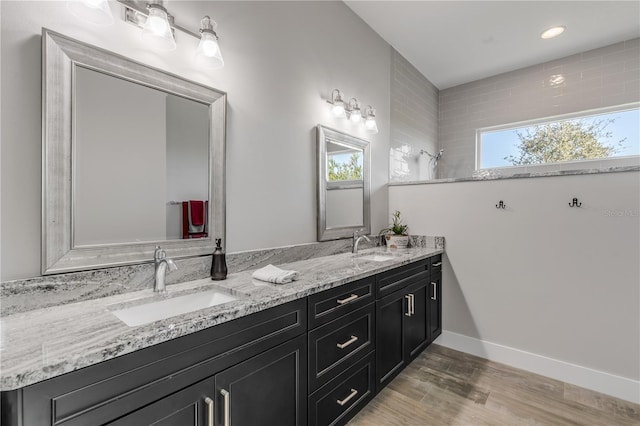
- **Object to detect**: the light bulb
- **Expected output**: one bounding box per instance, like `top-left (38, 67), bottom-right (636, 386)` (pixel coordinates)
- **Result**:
top-left (142, 5), bottom-right (176, 51)
top-left (350, 110), bottom-right (361, 123)
top-left (195, 16), bottom-right (224, 69)
top-left (201, 38), bottom-right (219, 57)
top-left (541, 26), bottom-right (566, 39)
top-left (365, 117), bottom-right (378, 133)
top-left (332, 101), bottom-right (345, 117)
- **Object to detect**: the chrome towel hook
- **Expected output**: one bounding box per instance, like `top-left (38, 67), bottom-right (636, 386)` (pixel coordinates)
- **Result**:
top-left (495, 200), bottom-right (506, 209)
top-left (569, 197), bottom-right (582, 207)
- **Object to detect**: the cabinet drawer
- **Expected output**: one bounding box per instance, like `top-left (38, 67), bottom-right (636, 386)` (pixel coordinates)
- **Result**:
top-left (430, 254), bottom-right (442, 274)
top-left (308, 303), bottom-right (375, 392)
top-left (376, 259), bottom-right (429, 298)
top-left (21, 299), bottom-right (307, 426)
top-left (308, 276), bottom-right (374, 329)
top-left (308, 351), bottom-right (375, 426)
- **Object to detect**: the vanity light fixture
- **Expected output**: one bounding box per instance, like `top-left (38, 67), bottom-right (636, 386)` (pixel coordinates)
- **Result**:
top-left (195, 16), bottom-right (224, 69)
top-left (327, 89), bottom-right (346, 118)
top-left (66, 0), bottom-right (114, 26)
top-left (326, 89), bottom-right (378, 132)
top-left (364, 106), bottom-right (378, 134)
top-left (141, 2), bottom-right (176, 51)
top-left (347, 98), bottom-right (362, 123)
top-left (541, 26), bottom-right (566, 39)
top-left (117, 1), bottom-right (225, 69)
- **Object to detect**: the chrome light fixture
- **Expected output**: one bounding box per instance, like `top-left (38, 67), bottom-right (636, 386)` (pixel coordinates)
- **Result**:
top-left (195, 16), bottom-right (224, 69)
top-left (141, 2), bottom-right (176, 51)
top-left (364, 106), bottom-right (378, 134)
top-left (66, 0), bottom-right (114, 26)
top-left (327, 89), bottom-right (346, 118)
top-left (347, 98), bottom-right (361, 123)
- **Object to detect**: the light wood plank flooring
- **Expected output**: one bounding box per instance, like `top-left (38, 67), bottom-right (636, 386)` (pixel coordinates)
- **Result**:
top-left (348, 344), bottom-right (640, 426)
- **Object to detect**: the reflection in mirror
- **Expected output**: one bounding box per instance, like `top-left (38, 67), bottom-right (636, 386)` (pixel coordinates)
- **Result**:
top-left (325, 141), bottom-right (363, 228)
top-left (317, 126), bottom-right (370, 241)
top-left (42, 29), bottom-right (226, 274)
top-left (74, 67), bottom-right (210, 245)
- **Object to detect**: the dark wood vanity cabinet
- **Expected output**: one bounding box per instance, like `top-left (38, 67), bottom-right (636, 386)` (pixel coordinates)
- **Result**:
top-left (1, 255), bottom-right (443, 426)
top-left (375, 257), bottom-right (443, 392)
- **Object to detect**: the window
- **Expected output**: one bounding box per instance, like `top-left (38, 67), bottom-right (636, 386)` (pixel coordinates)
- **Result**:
top-left (477, 104), bottom-right (640, 171)
top-left (326, 140), bottom-right (363, 182)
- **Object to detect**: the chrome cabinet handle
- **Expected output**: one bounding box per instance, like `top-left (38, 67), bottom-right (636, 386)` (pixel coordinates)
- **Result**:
top-left (405, 295), bottom-right (411, 316)
top-left (432, 262), bottom-right (442, 267)
top-left (221, 389), bottom-right (230, 426)
top-left (337, 335), bottom-right (358, 349)
top-left (337, 294), bottom-right (358, 305)
top-left (409, 293), bottom-right (415, 315)
top-left (337, 388), bottom-right (358, 406)
top-left (204, 397), bottom-right (214, 426)
top-left (431, 282), bottom-right (437, 300)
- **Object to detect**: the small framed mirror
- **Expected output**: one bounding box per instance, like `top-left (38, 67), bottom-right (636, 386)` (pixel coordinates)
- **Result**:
top-left (317, 125), bottom-right (371, 241)
top-left (42, 30), bottom-right (226, 274)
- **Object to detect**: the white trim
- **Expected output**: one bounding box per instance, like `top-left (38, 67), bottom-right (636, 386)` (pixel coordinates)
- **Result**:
top-left (434, 331), bottom-right (640, 404)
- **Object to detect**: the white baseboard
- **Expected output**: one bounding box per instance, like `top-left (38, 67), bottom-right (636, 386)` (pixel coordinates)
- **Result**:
top-left (433, 331), bottom-right (640, 404)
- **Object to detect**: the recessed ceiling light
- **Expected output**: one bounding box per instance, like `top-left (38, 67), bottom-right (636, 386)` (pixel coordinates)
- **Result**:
top-left (541, 26), bottom-right (566, 39)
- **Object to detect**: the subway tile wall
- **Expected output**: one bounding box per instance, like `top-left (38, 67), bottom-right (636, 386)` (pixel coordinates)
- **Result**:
top-left (438, 38), bottom-right (640, 178)
top-left (390, 48), bottom-right (439, 182)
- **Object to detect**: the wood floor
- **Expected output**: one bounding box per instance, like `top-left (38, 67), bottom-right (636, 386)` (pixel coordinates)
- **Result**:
top-left (348, 344), bottom-right (640, 426)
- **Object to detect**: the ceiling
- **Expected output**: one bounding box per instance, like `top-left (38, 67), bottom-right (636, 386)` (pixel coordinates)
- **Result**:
top-left (345, 1), bottom-right (640, 89)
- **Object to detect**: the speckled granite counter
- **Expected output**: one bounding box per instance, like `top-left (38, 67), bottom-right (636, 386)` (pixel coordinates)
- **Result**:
top-left (0, 246), bottom-right (442, 390)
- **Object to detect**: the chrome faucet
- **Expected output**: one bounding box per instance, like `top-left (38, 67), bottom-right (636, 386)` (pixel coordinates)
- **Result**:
top-left (154, 246), bottom-right (177, 293)
top-left (352, 230), bottom-right (371, 254)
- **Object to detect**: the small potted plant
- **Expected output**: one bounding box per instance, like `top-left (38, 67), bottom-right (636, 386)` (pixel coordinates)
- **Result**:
top-left (379, 210), bottom-right (409, 249)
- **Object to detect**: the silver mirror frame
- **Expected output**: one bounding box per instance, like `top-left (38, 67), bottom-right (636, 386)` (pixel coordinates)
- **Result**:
top-left (317, 125), bottom-right (371, 241)
top-left (42, 29), bottom-right (226, 274)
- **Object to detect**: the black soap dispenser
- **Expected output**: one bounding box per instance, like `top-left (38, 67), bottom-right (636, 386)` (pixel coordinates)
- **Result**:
top-left (211, 238), bottom-right (228, 280)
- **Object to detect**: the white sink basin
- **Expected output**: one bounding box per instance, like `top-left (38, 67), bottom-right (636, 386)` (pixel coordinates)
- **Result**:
top-left (358, 254), bottom-right (396, 262)
top-left (111, 289), bottom-right (238, 327)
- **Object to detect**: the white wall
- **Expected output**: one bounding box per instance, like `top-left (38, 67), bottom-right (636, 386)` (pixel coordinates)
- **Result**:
top-left (0, 1), bottom-right (391, 280)
top-left (390, 171), bottom-right (640, 399)
top-left (74, 66), bottom-right (167, 245)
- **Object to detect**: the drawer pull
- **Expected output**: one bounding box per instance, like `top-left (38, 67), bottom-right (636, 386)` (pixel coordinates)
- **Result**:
top-left (221, 389), bottom-right (230, 426)
top-left (204, 397), bottom-right (214, 426)
top-left (405, 295), bottom-right (412, 316)
top-left (337, 335), bottom-right (358, 349)
top-left (432, 261), bottom-right (442, 267)
top-left (431, 282), bottom-right (437, 300)
top-left (409, 293), bottom-right (415, 315)
top-left (337, 294), bottom-right (358, 305)
top-left (337, 388), bottom-right (358, 406)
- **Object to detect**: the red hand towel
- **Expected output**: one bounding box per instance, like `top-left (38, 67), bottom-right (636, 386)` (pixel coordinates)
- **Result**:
top-left (190, 200), bottom-right (204, 226)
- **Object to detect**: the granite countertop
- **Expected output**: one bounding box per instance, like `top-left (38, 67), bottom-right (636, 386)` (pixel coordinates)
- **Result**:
top-left (0, 246), bottom-right (442, 390)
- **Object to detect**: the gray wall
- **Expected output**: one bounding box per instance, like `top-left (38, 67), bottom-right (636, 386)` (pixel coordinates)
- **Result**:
top-left (439, 38), bottom-right (640, 178)
top-left (389, 48), bottom-right (439, 182)
top-left (0, 1), bottom-right (391, 280)
top-left (390, 170), bottom-right (640, 382)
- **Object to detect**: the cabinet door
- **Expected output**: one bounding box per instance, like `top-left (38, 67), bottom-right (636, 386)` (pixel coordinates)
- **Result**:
top-left (428, 273), bottom-right (442, 342)
top-left (375, 291), bottom-right (407, 392)
top-left (215, 335), bottom-right (307, 426)
top-left (404, 280), bottom-right (429, 362)
top-left (108, 377), bottom-right (215, 426)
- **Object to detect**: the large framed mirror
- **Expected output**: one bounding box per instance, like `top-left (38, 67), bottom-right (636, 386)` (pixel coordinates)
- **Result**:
top-left (317, 125), bottom-right (370, 241)
top-left (42, 29), bottom-right (226, 274)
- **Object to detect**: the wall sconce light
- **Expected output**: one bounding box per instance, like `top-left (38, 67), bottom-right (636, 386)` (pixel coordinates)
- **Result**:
top-left (327, 89), bottom-right (346, 118)
top-left (364, 106), bottom-right (378, 134)
top-left (195, 16), bottom-right (224, 69)
top-left (347, 98), bottom-right (362, 123)
top-left (141, 2), bottom-right (176, 51)
top-left (66, 0), bottom-right (114, 26)
top-left (326, 89), bottom-right (378, 134)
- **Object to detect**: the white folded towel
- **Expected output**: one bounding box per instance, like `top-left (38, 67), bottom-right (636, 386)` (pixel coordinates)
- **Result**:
top-left (252, 264), bottom-right (299, 284)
